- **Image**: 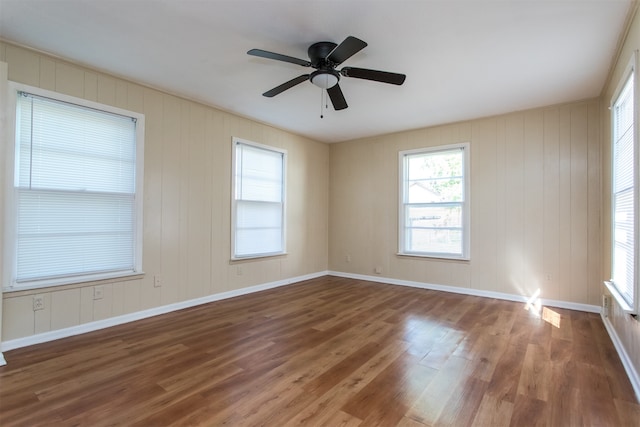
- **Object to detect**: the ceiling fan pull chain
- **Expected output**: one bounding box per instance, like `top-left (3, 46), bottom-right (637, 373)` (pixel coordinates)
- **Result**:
top-left (320, 88), bottom-right (324, 119)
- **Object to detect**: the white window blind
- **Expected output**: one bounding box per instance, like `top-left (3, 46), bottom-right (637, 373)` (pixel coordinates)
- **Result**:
top-left (399, 144), bottom-right (469, 259)
top-left (611, 71), bottom-right (637, 312)
top-left (233, 139), bottom-right (286, 259)
top-left (12, 91), bottom-right (140, 286)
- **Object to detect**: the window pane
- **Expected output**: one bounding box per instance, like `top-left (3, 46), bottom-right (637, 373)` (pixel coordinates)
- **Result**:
top-left (235, 229), bottom-right (283, 257)
top-left (613, 188), bottom-right (635, 305)
top-left (236, 143), bottom-right (283, 202)
top-left (405, 228), bottom-right (462, 255)
top-left (406, 149), bottom-right (464, 203)
top-left (17, 94), bottom-right (136, 193)
top-left (407, 178), bottom-right (463, 203)
top-left (406, 204), bottom-right (462, 228)
top-left (236, 200), bottom-right (282, 229)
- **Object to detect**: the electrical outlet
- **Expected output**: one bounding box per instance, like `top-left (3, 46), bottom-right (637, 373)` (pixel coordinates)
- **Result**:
top-left (154, 275), bottom-right (162, 288)
top-left (33, 295), bottom-right (45, 311)
top-left (375, 266), bottom-right (383, 274)
top-left (93, 285), bottom-right (104, 300)
top-left (237, 265), bottom-right (243, 276)
top-left (346, 254), bottom-right (351, 263)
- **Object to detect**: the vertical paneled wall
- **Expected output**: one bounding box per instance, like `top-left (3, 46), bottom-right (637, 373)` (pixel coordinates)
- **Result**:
top-left (329, 100), bottom-right (601, 306)
top-left (0, 42), bottom-right (329, 341)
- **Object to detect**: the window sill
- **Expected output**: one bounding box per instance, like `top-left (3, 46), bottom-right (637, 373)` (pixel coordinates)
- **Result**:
top-left (604, 280), bottom-right (637, 315)
top-left (3, 271), bottom-right (145, 296)
top-left (230, 253), bottom-right (287, 263)
top-left (396, 252), bottom-right (470, 262)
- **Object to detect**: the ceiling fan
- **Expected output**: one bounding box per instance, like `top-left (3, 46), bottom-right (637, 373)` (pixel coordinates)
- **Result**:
top-left (247, 36), bottom-right (406, 111)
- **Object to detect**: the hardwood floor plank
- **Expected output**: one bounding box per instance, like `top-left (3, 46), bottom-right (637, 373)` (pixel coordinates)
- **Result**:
top-left (405, 355), bottom-right (474, 425)
top-left (342, 352), bottom-right (437, 426)
top-left (516, 343), bottom-right (551, 401)
top-left (614, 398), bottom-right (640, 427)
top-left (485, 342), bottom-right (527, 403)
top-left (509, 395), bottom-right (548, 427)
top-left (1, 276), bottom-right (638, 426)
top-left (284, 341), bottom-right (410, 426)
top-left (548, 361), bottom-right (582, 427)
top-left (433, 376), bottom-right (488, 427)
top-left (471, 394), bottom-right (514, 427)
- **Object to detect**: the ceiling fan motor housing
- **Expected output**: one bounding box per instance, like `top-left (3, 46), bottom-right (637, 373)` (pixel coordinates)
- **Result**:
top-left (308, 41), bottom-right (338, 68)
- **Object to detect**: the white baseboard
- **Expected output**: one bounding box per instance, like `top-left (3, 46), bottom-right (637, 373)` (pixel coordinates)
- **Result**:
top-left (0, 352), bottom-right (6, 366)
top-left (328, 271), bottom-right (601, 313)
top-left (0, 270), bottom-right (329, 353)
top-left (601, 313), bottom-right (640, 403)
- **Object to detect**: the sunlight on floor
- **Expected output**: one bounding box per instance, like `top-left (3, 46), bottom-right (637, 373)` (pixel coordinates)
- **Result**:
top-left (541, 307), bottom-right (561, 328)
top-left (523, 288), bottom-right (561, 328)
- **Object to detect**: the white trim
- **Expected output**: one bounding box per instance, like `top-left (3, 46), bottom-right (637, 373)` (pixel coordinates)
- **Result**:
top-left (328, 270), bottom-right (601, 313)
top-left (0, 352), bottom-right (6, 366)
top-left (601, 313), bottom-right (640, 403)
top-left (0, 270), bottom-right (328, 353)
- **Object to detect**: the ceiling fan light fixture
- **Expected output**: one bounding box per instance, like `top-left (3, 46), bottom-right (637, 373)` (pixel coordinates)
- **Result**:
top-left (310, 70), bottom-right (339, 89)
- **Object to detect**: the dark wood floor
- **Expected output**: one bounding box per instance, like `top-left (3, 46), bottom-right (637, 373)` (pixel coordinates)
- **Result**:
top-left (1, 276), bottom-right (639, 426)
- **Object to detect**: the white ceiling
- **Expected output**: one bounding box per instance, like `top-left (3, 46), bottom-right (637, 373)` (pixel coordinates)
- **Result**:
top-left (0, 0), bottom-right (633, 143)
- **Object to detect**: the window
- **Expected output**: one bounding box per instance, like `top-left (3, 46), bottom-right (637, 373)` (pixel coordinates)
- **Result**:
top-left (4, 84), bottom-right (144, 290)
top-left (399, 143), bottom-right (470, 259)
top-left (232, 138), bottom-right (286, 259)
top-left (609, 62), bottom-right (638, 314)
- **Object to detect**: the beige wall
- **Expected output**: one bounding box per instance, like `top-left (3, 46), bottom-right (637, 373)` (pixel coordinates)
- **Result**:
top-left (329, 100), bottom-right (601, 306)
top-left (601, 5), bottom-right (640, 389)
top-left (0, 42), bottom-right (329, 341)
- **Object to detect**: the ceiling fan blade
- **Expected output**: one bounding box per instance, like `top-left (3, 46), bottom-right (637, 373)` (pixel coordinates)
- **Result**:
top-left (341, 67), bottom-right (406, 85)
top-left (248, 49), bottom-right (311, 67)
top-left (327, 84), bottom-right (348, 110)
top-left (262, 74), bottom-right (310, 97)
top-left (327, 36), bottom-right (367, 65)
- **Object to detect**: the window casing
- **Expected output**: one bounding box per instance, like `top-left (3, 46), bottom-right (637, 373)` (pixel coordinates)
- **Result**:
top-left (399, 143), bottom-right (470, 260)
top-left (4, 83), bottom-right (145, 291)
top-left (232, 138), bottom-right (286, 259)
top-left (609, 58), bottom-right (639, 314)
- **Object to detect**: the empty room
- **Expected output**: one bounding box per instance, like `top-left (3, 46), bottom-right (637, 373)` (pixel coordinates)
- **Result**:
top-left (1, 0), bottom-right (640, 425)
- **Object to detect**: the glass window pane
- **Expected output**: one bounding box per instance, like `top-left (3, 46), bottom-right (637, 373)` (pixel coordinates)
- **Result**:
top-left (406, 205), bottom-right (462, 228)
top-left (405, 228), bottom-right (462, 255)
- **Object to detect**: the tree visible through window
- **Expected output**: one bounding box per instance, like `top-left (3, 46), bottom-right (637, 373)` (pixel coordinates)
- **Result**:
top-left (399, 144), bottom-right (469, 259)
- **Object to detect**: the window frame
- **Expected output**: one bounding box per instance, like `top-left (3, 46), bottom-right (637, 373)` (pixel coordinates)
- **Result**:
top-left (398, 143), bottom-right (470, 260)
top-left (607, 52), bottom-right (639, 314)
top-left (231, 137), bottom-right (287, 260)
top-left (3, 82), bottom-right (145, 292)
